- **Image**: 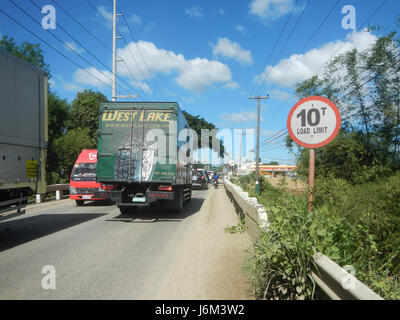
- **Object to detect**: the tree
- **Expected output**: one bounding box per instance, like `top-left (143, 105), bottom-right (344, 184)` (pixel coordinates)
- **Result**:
top-left (68, 89), bottom-right (108, 141)
top-left (53, 127), bottom-right (96, 177)
top-left (293, 26), bottom-right (400, 182)
top-left (0, 35), bottom-right (50, 77)
top-left (182, 111), bottom-right (225, 157)
top-left (46, 93), bottom-right (71, 183)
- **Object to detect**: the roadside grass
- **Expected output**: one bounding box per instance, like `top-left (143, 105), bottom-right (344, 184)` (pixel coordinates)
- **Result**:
top-left (231, 172), bottom-right (400, 300)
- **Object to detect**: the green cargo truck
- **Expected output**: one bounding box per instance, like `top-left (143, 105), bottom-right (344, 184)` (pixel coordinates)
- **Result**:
top-left (94, 102), bottom-right (193, 213)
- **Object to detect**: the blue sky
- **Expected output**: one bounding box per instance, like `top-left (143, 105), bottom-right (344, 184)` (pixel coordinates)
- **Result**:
top-left (1, 0), bottom-right (399, 165)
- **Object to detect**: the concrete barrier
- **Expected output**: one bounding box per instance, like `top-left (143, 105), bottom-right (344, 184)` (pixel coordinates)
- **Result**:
top-left (224, 177), bottom-right (269, 239)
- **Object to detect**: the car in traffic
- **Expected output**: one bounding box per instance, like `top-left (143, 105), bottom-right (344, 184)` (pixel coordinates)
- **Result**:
top-left (192, 169), bottom-right (208, 190)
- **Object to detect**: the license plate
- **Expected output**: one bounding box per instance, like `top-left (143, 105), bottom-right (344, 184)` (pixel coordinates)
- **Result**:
top-left (132, 196), bottom-right (146, 203)
top-left (82, 195), bottom-right (92, 199)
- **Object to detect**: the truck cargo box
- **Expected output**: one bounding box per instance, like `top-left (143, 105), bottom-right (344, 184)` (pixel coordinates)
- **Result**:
top-left (96, 102), bottom-right (192, 186)
top-left (0, 48), bottom-right (47, 213)
top-left (96, 102), bottom-right (193, 213)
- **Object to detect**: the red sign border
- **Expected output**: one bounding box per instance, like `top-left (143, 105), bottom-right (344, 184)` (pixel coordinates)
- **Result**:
top-left (287, 96), bottom-right (341, 149)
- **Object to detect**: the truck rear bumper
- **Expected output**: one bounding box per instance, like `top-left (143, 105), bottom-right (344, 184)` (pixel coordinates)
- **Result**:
top-left (70, 195), bottom-right (106, 201)
top-left (94, 190), bottom-right (175, 205)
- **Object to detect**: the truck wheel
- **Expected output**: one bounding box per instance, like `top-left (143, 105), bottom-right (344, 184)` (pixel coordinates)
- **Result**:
top-left (75, 200), bottom-right (85, 206)
top-left (173, 189), bottom-right (183, 212)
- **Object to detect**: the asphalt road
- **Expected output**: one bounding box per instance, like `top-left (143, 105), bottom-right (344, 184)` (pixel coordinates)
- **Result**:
top-left (0, 187), bottom-right (252, 300)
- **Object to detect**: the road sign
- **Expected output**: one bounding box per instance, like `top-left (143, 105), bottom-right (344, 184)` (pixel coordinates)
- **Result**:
top-left (287, 96), bottom-right (341, 149)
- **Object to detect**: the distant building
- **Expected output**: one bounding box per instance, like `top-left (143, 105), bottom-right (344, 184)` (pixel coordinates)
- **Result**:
top-left (245, 163), bottom-right (296, 176)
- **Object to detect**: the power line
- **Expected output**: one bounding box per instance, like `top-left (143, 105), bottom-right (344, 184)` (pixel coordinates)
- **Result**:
top-left (9, 0), bottom-right (128, 95)
top-left (118, 8), bottom-right (164, 100)
top-left (273, 0), bottom-right (311, 66)
top-left (243, 0), bottom-right (300, 113)
top-left (29, 0), bottom-right (137, 97)
top-left (84, 0), bottom-right (150, 100)
top-left (0, 8), bottom-right (115, 91)
top-left (285, 0), bottom-right (390, 86)
top-left (264, 0), bottom-right (390, 132)
top-left (275, 0), bottom-right (340, 85)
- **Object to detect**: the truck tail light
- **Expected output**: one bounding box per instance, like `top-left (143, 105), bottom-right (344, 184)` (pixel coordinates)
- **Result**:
top-left (101, 183), bottom-right (116, 190)
top-left (158, 185), bottom-right (173, 191)
top-left (201, 176), bottom-right (204, 180)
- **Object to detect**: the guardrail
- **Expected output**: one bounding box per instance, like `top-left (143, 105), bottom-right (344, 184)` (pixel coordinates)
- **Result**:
top-left (223, 178), bottom-right (383, 300)
top-left (35, 184), bottom-right (70, 203)
top-left (0, 184), bottom-right (70, 217)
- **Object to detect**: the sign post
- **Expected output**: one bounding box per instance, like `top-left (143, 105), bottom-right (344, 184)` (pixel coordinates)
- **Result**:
top-left (287, 96), bottom-right (341, 212)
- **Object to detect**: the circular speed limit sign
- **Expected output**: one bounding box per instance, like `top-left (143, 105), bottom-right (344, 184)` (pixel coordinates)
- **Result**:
top-left (287, 96), bottom-right (341, 149)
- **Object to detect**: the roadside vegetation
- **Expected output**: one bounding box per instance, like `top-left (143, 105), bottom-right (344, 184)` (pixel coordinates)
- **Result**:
top-left (232, 21), bottom-right (400, 300)
top-left (232, 172), bottom-right (399, 300)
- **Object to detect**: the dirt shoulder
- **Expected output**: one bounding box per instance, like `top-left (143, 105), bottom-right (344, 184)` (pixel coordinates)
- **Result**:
top-left (154, 186), bottom-right (254, 300)
top-left (266, 176), bottom-right (306, 194)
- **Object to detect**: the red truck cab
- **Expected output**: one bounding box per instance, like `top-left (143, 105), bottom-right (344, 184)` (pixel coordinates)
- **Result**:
top-left (69, 149), bottom-right (106, 206)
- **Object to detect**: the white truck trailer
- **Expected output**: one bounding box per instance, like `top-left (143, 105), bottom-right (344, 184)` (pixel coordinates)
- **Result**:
top-left (0, 48), bottom-right (48, 215)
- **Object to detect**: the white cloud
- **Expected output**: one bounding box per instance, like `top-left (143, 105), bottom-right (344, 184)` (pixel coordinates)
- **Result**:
top-left (64, 42), bottom-right (85, 54)
top-left (128, 13), bottom-right (142, 26)
top-left (185, 6), bottom-right (204, 19)
top-left (176, 58), bottom-right (231, 91)
top-left (212, 37), bottom-right (253, 65)
top-left (249, 0), bottom-right (304, 21)
top-left (223, 81), bottom-right (240, 90)
top-left (235, 25), bottom-right (246, 35)
top-left (64, 82), bottom-right (81, 92)
top-left (255, 30), bottom-right (378, 87)
top-left (270, 89), bottom-right (294, 101)
top-left (219, 9), bottom-right (225, 16)
top-left (220, 111), bottom-right (258, 123)
top-left (117, 41), bottom-right (233, 91)
top-left (97, 6), bottom-right (113, 29)
top-left (51, 74), bottom-right (82, 93)
top-left (74, 67), bottom-right (112, 88)
top-left (132, 81), bottom-right (151, 93)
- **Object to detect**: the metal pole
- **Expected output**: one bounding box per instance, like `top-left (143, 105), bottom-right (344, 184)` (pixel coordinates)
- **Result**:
top-left (255, 98), bottom-right (260, 194)
top-left (249, 95), bottom-right (269, 195)
top-left (239, 129), bottom-right (243, 171)
top-left (308, 148), bottom-right (315, 212)
top-left (112, 0), bottom-right (117, 101)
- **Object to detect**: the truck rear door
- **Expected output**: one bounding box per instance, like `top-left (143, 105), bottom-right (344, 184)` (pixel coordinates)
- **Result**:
top-left (97, 107), bottom-right (177, 183)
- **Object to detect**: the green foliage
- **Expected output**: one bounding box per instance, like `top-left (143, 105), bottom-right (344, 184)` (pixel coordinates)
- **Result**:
top-left (53, 127), bottom-right (96, 178)
top-left (293, 27), bottom-right (400, 182)
top-left (225, 219), bottom-right (246, 233)
top-left (46, 93), bottom-right (71, 183)
top-left (265, 161), bottom-right (279, 165)
top-left (0, 35), bottom-right (50, 76)
top-left (250, 182), bottom-right (316, 300)
top-left (294, 130), bottom-right (392, 184)
top-left (68, 89), bottom-right (107, 141)
top-left (238, 173), bottom-right (399, 300)
top-left (182, 110), bottom-right (224, 156)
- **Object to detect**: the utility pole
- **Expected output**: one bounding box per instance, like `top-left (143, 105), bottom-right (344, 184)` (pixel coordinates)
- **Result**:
top-left (112, 0), bottom-right (138, 101)
top-left (112, 0), bottom-right (117, 102)
top-left (238, 129), bottom-right (246, 171)
top-left (249, 95), bottom-right (269, 195)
